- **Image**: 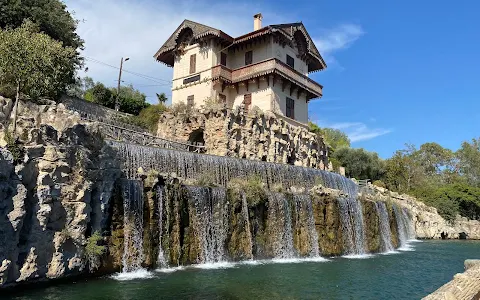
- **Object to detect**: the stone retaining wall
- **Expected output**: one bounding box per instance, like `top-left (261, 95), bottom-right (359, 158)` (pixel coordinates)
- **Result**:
top-left (156, 106), bottom-right (330, 170)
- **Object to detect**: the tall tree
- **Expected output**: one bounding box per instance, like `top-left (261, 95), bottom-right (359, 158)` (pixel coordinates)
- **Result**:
top-left (0, 21), bottom-right (76, 133)
top-left (456, 138), bottom-right (480, 186)
top-left (156, 92), bottom-right (168, 104)
top-left (308, 122), bottom-right (351, 151)
top-left (332, 147), bottom-right (385, 180)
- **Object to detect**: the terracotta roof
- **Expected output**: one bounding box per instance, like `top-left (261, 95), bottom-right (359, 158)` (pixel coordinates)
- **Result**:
top-left (154, 20), bottom-right (326, 72)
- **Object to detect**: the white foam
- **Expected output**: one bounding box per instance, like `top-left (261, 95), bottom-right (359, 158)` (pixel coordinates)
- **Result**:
top-left (268, 257), bottom-right (329, 264)
top-left (343, 253), bottom-right (375, 259)
top-left (155, 266), bottom-right (185, 273)
top-left (407, 239), bottom-right (422, 243)
top-left (398, 245), bottom-right (415, 251)
top-left (193, 261), bottom-right (238, 270)
top-left (111, 269), bottom-right (154, 281)
top-left (380, 250), bottom-right (400, 255)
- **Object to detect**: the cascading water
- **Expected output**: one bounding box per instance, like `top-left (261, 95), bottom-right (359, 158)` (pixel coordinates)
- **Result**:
top-left (121, 179), bottom-right (145, 272)
top-left (267, 193), bottom-right (296, 259)
top-left (293, 195), bottom-right (320, 257)
top-left (156, 186), bottom-right (167, 268)
top-left (338, 196), bottom-right (367, 256)
top-left (375, 202), bottom-right (394, 252)
top-left (393, 205), bottom-right (416, 248)
top-left (187, 186), bottom-right (228, 263)
top-left (108, 141), bottom-right (359, 193)
top-left (241, 193), bottom-right (254, 259)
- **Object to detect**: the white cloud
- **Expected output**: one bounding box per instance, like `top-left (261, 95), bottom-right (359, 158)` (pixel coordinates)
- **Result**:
top-left (315, 121), bottom-right (391, 142)
top-left (314, 24), bottom-right (364, 66)
top-left (65, 0), bottom-right (363, 102)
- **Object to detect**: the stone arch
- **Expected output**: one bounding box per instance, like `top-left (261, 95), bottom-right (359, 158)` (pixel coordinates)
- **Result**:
top-left (188, 128), bottom-right (205, 152)
top-left (293, 30), bottom-right (309, 58)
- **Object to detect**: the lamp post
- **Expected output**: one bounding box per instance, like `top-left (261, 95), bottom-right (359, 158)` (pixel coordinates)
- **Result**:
top-left (115, 57), bottom-right (129, 111)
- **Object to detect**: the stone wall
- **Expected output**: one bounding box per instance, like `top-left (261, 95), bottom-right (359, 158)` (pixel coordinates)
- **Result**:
top-left (0, 99), bottom-right (122, 288)
top-left (156, 106), bottom-right (330, 170)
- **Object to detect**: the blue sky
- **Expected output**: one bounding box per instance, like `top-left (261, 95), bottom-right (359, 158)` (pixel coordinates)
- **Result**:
top-left (66, 0), bottom-right (480, 158)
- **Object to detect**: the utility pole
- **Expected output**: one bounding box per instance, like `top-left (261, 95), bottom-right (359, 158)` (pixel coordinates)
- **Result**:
top-left (116, 57), bottom-right (129, 111)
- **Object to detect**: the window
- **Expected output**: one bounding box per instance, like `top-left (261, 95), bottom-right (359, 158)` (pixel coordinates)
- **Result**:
top-left (187, 95), bottom-right (194, 107)
top-left (245, 51), bottom-right (253, 65)
top-left (221, 52), bottom-right (227, 66)
top-left (243, 94), bottom-right (252, 111)
top-left (286, 55), bottom-right (294, 69)
top-left (286, 97), bottom-right (295, 119)
top-left (218, 94), bottom-right (227, 105)
top-left (189, 54), bottom-right (196, 74)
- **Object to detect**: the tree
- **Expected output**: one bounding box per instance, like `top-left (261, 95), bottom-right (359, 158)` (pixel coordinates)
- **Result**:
top-left (308, 122), bottom-right (351, 151)
top-left (0, 0), bottom-right (84, 51)
top-left (456, 138), bottom-right (480, 186)
top-left (91, 83), bottom-right (114, 107)
top-left (0, 21), bottom-right (76, 134)
top-left (332, 147), bottom-right (385, 180)
top-left (156, 92), bottom-right (168, 104)
top-left (67, 76), bottom-right (94, 98)
top-left (114, 85), bottom-right (149, 115)
top-left (138, 103), bottom-right (167, 133)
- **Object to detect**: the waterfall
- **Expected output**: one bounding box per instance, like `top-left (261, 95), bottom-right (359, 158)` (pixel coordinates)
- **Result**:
top-left (187, 186), bottom-right (228, 263)
top-left (108, 141), bottom-right (358, 193)
top-left (267, 193), bottom-right (296, 259)
top-left (241, 193), bottom-right (254, 259)
top-left (402, 208), bottom-right (416, 240)
top-left (121, 179), bottom-right (145, 272)
top-left (338, 197), bottom-right (367, 255)
top-left (293, 195), bottom-right (320, 257)
top-left (375, 202), bottom-right (394, 252)
top-left (156, 186), bottom-right (167, 268)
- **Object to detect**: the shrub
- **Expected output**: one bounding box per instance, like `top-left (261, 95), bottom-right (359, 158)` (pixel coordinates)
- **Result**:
top-left (85, 231), bottom-right (105, 271)
top-left (138, 103), bottom-right (167, 133)
top-left (228, 175), bottom-right (267, 208)
top-left (195, 171), bottom-right (218, 187)
top-left (170, 102), bottom-right (195, 120)
top-left (373, 180), bottom-right (386, 188)
top-left (4, 129), bottom-right (24, 164)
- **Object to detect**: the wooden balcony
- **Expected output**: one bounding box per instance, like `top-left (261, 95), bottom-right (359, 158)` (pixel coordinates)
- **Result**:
top-left (212, 58), bottom-right (323, 99)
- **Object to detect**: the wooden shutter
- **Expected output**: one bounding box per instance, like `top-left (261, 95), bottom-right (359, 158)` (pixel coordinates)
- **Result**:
top-left (286, 97), bottom-right (295, 119)
top-left (286, 55), bottom-right (295, 69)
top-left (245, 51), bottom-right (252, 65)
top-left (189, 54), bottom-right (196, 74)
top-left (244, 94), bottom-right (252, 111)
top-left (187, 95), bottom-right (194, 107)
top-left (221, 52), bottom-right (227, 66)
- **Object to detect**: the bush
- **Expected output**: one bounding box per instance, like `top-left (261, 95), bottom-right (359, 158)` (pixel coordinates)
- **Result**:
top-left (85, 231), bottom-right (105, 271)
top-left (228, 175), bottom-right (267, 208)
top-left (372, 180), bottom-right (386, 188)
top-left (138, 103), bottom-right (167, 133)
top-left (4, 129), bottom-right (24, 164)
top-left (171, 102), bottom-right (195, 120)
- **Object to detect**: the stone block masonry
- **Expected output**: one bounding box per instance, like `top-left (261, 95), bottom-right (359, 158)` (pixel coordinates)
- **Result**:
top-left (156, 106), bottom-right (330, 170)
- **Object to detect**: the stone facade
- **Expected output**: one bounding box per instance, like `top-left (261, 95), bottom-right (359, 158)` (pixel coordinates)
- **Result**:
top-left (156, 106), bottom-right (330, 170)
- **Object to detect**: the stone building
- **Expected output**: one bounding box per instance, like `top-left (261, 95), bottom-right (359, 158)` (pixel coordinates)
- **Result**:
top-left (154, 14), bottom-right (326, 124)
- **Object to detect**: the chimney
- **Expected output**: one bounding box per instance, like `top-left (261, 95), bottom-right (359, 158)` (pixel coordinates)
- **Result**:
top-left (254, 13), bottom-right (263, 31)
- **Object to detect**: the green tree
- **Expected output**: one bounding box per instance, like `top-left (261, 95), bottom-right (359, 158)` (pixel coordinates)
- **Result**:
top-left (332, 147), bottom-right (385, 180)
top-left (0, 0), bottom-right (84, 51)
top-left (90, 83), bottom-right (114, 107)
top-left (114, 85), bottom-right (149, 115)
top-left (456, 138), bottom-right (480, 186)
top-left (0, 21), bottom-right (76, 133)
top-left (308, 122), bottom-right (350, 151)
top-left (156, 92), bottom-right (168, 104)
top-left (138, 103), bottom-right (167, 133)
top-left (67, 76), bottom-right (94, 98)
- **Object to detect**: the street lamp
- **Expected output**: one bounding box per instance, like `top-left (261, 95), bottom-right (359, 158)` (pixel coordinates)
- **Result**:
top-left (115, 57), bottom-right (130, 111)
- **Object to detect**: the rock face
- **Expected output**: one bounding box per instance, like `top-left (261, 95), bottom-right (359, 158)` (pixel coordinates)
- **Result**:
top-left (156, 106), bottom-right (330, 170)
top-left (0, 99), bottom-right (121, 288)
top-left (367, 184), bottom-right (480, 240)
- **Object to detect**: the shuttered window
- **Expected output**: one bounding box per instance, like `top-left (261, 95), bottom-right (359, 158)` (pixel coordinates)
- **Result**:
top-left (286, 55), bottom-right (295, 69)
top-left (189, 54), bottom-right (196, 74)
top-left (244, 94), bottom-right (252, 111)
top-left (221, 52), bottom-right (227, 66)
top-left (245, 51), bottom-right (253, 65)
top-left (286, 97), bottom-right (295, 119)
top-left (187, 95), bottom-right (194, 107)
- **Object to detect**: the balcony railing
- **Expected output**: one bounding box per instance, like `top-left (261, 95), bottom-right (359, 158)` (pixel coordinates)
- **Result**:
top-left (211, 58), bottom-right (323, 98)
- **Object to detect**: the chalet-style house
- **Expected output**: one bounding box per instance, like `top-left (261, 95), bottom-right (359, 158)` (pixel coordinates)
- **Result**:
top-left (154, 14), bottom-right (326, 124)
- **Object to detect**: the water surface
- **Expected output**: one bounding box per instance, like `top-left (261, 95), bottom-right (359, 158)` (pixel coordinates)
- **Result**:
top-left (6, 240), bottom-right (479, 300)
